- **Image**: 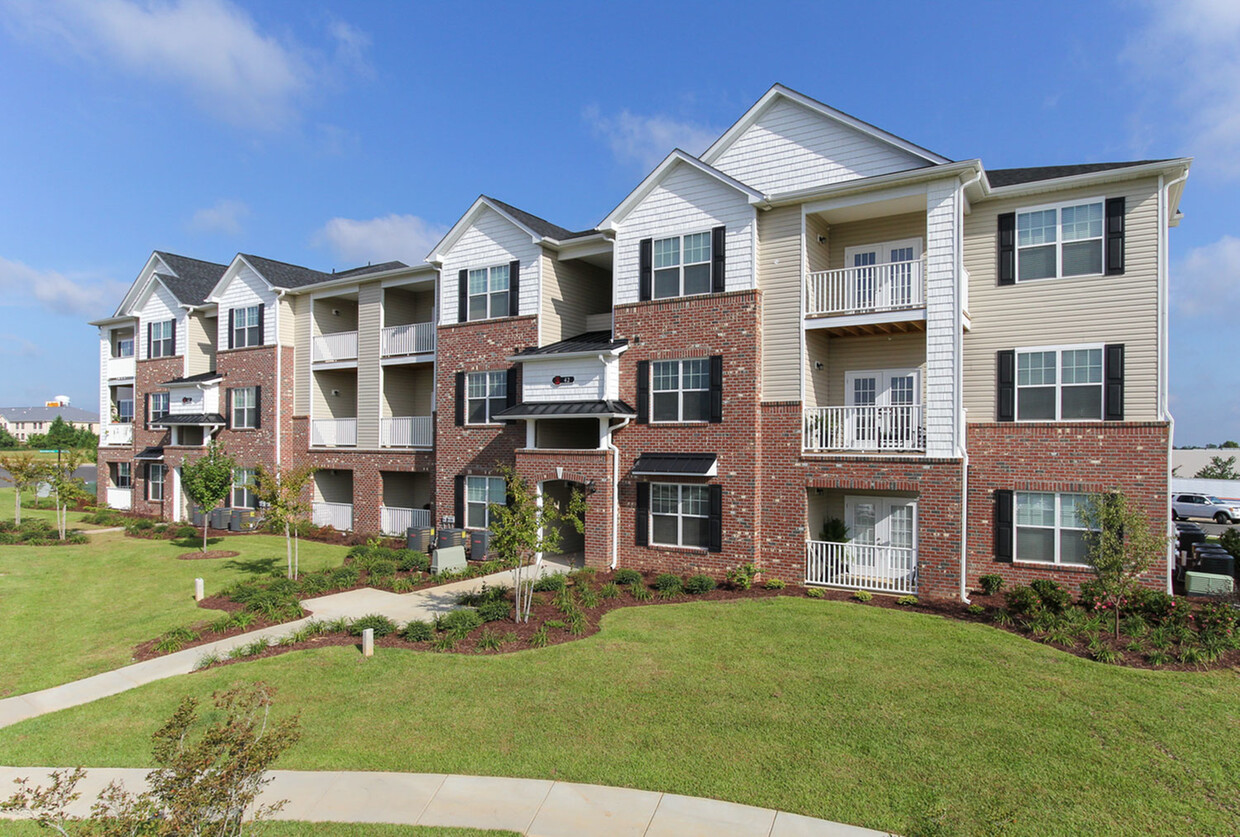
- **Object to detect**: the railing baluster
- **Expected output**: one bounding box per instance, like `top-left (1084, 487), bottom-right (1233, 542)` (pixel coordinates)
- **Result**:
top-left (804, 260), bottom-right (925, 317)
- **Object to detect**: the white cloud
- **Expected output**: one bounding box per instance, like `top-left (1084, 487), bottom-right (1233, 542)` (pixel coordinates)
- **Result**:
top-left (583, 105), bottom-right (720, 170)
top-left (314, 215), bottom-right (448, 267)
top-left (0, 256), bottom-right (127, 318)
top-left (1125, 0), bottom-right (1240, 175)
top-left (3, 0), bottom-right (369, 131)
top-left (0, 334), bottom-right (43, 358)
top-left (188, 198), bottom-right (250, 236)
top-left (1170, 235), bottom-right (1240, 318)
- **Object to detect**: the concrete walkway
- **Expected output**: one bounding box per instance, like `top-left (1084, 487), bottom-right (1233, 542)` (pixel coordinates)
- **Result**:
top-left (0, 561), bottom-right (567, 730)
top-left (0, 767), bottom-right (891, 836)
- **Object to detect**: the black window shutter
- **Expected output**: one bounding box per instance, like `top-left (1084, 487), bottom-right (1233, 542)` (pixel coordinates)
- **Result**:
top-left (147, 323), bottom-right (153, 358)
top-left (454, 475), bottom-right (465, 529)
top-left (225, 388), bottom-right (233, 430)
top-left (253, 385), bottom-right (262, 429)
top-left (996, 350), bottom-right (1016, 422)
top-left (454, 372), bottom-right (465, 426)
top-left (635, 481), bottom-right (649, 546)
top-left (506, 366), bottom-right (519, 408)
top-left (994, 490), bottom-right (1014, 562)
top-left (144, 394), bottom-right (151, 430)
top-left (144, 464), bottom-right (151, 501)
top-left (636, 360), bottom-right (649, 424)
top-left (508, 260), bottom-right (520, 317)
top-left (709, 355), bottom-right (723, 423)
top-left (710, 226), bottom-right (726, 293)
top-left (1105, 197), bottom-right (1125, 275)
top-left (1104, 344), bottom-right (1125, 421)
top-left (639, 238), bottom-right (652, 301)
top-left (227, 309), bottom-right (235, 349)
top-left (169, 319), bottom-right (176, 356)
top-left (457, 269), bottom-right (468, 323)
top-left (997, 213), bottom-right (1016, 286)
top-left (257, 303), bottom-right (266, 345)
top-left (708, 484), bottom-right (723, 552)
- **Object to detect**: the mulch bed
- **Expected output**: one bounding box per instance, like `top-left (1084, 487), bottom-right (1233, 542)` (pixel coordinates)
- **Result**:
top-left (176, 550), bottom-right (241, 561)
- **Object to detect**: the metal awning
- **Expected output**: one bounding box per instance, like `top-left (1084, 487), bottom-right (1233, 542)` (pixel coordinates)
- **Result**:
top-left (151, 413), bottom-right (226, 426)
top-left (491, 400), bottom-right (636, 421)
top-left (632, 452), bottom-right (718, 477)
top-left (134, 446), bottom-right (164, 461)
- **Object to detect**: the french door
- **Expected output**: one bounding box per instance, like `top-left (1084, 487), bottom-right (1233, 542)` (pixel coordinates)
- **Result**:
top-left (844, 238), bottom-right (922, 309)
top-left (844, 368), bottom-right (920, 449)
top-left (844, 496), bottom-right (917, 584)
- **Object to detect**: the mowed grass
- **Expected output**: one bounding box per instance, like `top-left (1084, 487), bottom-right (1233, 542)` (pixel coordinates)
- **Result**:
top-left (0, 822), bottom-right (514, 836)
top-left (0, 487), bottom-right (102, 530)
top-left (2, 599), bottom-right (1238, 836)
top-left (0, 530), bottom-right (350, 697)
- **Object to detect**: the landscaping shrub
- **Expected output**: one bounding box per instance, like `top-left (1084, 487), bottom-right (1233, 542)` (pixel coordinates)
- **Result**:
top-left (476, 599), bottom-right (512, 623)
top-left (153, 626), bottom-right (199, 654)
top-left (399, 550), bottom-right (430, 572)
top-left (402, 620), bottom-right (434, 642)
top-left (966, 603), bottom-right (986, 616)
top-left (368, 574), bottom-right (396, 590)
top-left (533, 574), bottom-right (567, 593)
top-left (298, 574), bottom-right (329, 597)
top-left (458, 584), bottom-right (510, 607)
top-left (474, 628), bottom-right (506, 651)
top-left (599, 582), bottom-right (620, 600)
top-left (1196, 602), bottom-right (1238, 641)
top-left (896, 595), bottom-right (918, 606)
top-left (349, 614), bottom-right (397, 638)
top-left (628, 583), bottom-right (653, 602)
top-left (979, 574), bottom-right (1005, 596)
top-left (81, 509), bottom-right (125, 526)
top-left (65, 533), bottom-right (88, 545)
top-left (725, 562), bottom-right (758, 590)
top-left (612, 568), bottom-right (642, 586)
top-left (1030, 578), bottom-right (1071, 613)
top-left (437, 608), bottom-right (483, 637)
top-left (364, 559), bottom-right (398, 577)
top-left (391, 577), bottom-right (415, 593)
top-left (347, 543), bottom-right (406, 574)
top-left (528, 625), bottom-right (549, 648)
top-left (805, 588), bottom-right (824, 599)
top-left (431, 633), bottom-right (456, 652)
top-left (763, 578), bottom-right (786, 590)
top-left (578, 586), bottom-right (599, 609)
top-left (684, 574), bottom-right (715, 594)
top-left (852, 590), bottom-right (873, 602)
top-left (1219, 527), bottom-right (1240, 559)
top-left (1004, 585), bottom-right (1041, 616)
top-left (329, 566), bottom-right (360, 589)
top-left (653, 573), bottom-right (683, 594)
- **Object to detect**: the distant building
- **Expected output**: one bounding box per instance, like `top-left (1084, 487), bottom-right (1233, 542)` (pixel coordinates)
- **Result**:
top-left (0, 403), bottom-right (101, 442)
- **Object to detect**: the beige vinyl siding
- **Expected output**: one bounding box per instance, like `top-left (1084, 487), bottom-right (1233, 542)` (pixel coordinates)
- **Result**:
top-left (278, 297), bottom-right (296, 346)
top-left (540, 248), bottom-right (612, 346)
top-left (356, 284), bottom-right (381, 448)
top-left (963, 177), bottom-right (1161, 421)
top-left (805, 214), bottom-right (830, 273)
top-left (382, 286), bottom-right (434, 327)
top-left (312, 369), bottom-right (357, 419)
top-left (186, 312), bottom-right (215, 376)
top-left (826, 212), bottom-right (926, 270)
top-left (823, 332), bottom-right (926, 406)
top-left (382, 365), bottom-right (433, 417)
top-left (313, 296), bottom-right (358, 336)
top-left (757, 204), bottom-right (802, 402)
top-left (293, 295), bottom-right (310, 415)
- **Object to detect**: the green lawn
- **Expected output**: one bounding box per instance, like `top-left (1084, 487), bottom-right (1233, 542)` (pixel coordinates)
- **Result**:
top-left (0, 487), bottom-right (101, 530)
top-left (1, 598), bottom-right (1237, 836)
top-left (0, 822), bottom-right (513, 836)
top-left (0, 530), bottom-right (350, 697)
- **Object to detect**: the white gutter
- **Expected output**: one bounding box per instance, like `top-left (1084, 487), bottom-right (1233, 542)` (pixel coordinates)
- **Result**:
top-left (274, 289), bottom-right (287, 467)
top-left (605, 416), bottom-right (630, 569)
top-left (956, 170), bottom-right (982, 604)
top-left (1158, 169), bottom-right (1189, 594)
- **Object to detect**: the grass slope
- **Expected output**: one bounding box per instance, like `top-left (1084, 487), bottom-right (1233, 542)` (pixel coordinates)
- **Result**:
top-left (1, 599), bottom-right (1237, 835)
top-left (0, 531), bottom-right (349, 697)
top-left (0, 487), bottom-right (100, 530)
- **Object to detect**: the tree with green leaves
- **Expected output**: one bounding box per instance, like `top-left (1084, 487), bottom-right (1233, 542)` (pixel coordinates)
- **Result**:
top-left (0, 451), bottom-right (47, 524)
top-left (1194, 455), bottom-right (1240, 480)
top-left (181, 441), bottom-right (236, 553)
top-left (44, 448), bottom-right (89, 540)
top-left (488, 466), bottom-right (585, 623)
top-left (45, 416), bottom-right (77, 449)
top-left (0, 425), bottom-right (19, 449)
top-left (1081, 492), bottom-right (1167, 637)
top-left (253, 463), bottom-right (315, 579)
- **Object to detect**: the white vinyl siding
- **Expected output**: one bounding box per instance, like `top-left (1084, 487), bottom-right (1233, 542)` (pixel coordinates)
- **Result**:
top-left (136, 281), bottom-right (183, 360)
top-left (216, 265), bottom-right (277, 349)
top-left (439, 206), bottom-right (540, 325)
top-left (356, 281), bottom-right (382, 449)
top-left (757, 204), bottom-right (802, 402)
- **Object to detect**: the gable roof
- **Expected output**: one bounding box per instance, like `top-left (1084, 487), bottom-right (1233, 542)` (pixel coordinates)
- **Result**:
top-left (598, 149), bottom-right (767, 230)
top-left (986, 160), bottom-right (1176, 188)
top-left (700, 83), bottom-right (951, 169)
top-left (427, 196), bottom-right (598, 264)
top-left (152, 252), bottom-right (228, 306)
top-left (0, 405), bottom-right (99, 423)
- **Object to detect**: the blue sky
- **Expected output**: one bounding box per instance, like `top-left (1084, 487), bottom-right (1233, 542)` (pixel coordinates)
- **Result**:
top-left (0, 0), bottom-right (1236, 444)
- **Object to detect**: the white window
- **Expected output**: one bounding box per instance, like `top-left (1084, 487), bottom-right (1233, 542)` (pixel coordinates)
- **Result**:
top-left (116, 398), bottom-right (134, 424)
top-left (466, 475), bottom-right (506, 529)
top-left (232, 305), bottom-right (261, 348)
top-left (652, 359), bottom-right (709, 422)
top-left (149, 320), bottom-right (174, 358)
top-left (115, 462), bottom-right (132, 489)
top-left (466, 371), bottom-right (507, 425)
top-left (653, 231), bottom-right (712, 299)
top-left (148, 464), bottom-right (165, 501)
top-left (467, 264), bottom-right (510, 321)
top-left (115, 337), bottom-right (134, 358)
top-left (1015, 492), bottom-right (1095, 565)
top-left (232, 387), bottom-right (257, 429)
top-left (1016, 345), bottom-right (1103, 421)
top-left (232, 468), bottom-right (256, 509)
top-left (150, 392), bottom-right (169, 424)
top-left (1016, 200), bottom-right (1104, 281)
top-left (650, 483), bottom-right (709, 548)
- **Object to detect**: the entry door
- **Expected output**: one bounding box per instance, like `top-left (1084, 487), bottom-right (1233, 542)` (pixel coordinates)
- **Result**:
top-left (845, 369), bottom-right (920, 449)
top-left (845, 496), bottom-right (917, 582)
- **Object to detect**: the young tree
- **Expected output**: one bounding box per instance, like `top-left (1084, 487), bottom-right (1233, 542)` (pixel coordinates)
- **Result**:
top-left (0, 451), bottom-right (48, 524)
top-left (487, 466), bottom-right (585, 623)
top-left (253, 463), bottom-right (315, 580)
top-left (44, 448), bottom-right (89, 540)
top-left (1, 681), bottom-right (301, 835)
top-left (45, 416), bottom-right (77, 449)
top-left (1194, 455), bottom-right (1240, 480)
top-left (1081, 492), bottom-right (1167, 636)
top-left (0, 425), bottom-right (19, 449)
top-left (181, 441), bottom-right (236, 553)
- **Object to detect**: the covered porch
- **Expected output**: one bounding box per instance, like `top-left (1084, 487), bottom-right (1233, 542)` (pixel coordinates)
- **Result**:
top-left (312, 469), bottom-right (353, 531)
top-left (380, 471), bottom-right (433, 535)
top-left (805, 487), bottom-right (918, 595)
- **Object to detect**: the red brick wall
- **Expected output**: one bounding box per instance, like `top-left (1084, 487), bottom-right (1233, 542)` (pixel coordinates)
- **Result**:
top-left (515, 448), bottom-right (615, 569)
top-left (123, 356), bottom-right (181, 518)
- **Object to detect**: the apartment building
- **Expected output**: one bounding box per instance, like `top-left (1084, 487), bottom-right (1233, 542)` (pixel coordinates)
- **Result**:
top-left (93, 84), bottom-right (1189, 598)
top-left (0, 404), bottom-right (99, 442)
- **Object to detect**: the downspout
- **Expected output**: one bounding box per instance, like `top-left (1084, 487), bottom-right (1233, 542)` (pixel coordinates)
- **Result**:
top-left (956, 170), bottom-right (983, 604)
top-left (606, 416), bottom-right (630, 569)
top-left (1159, 171), bottom-right (1189, 594)
top-left (273, 289), bottom-right (287, 468)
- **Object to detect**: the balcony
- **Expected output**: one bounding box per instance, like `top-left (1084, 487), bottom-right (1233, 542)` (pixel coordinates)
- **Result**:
top-left (380, 506), bottom-right (431, 536)
top-left (107, 356), bottom-right (135, 380)
top-left (312, 331), bottom-right (358, 364)
top-left (803, 405), bottom-right (924, 452)
top-left (312, 501), bottom-right (353, 531)
top-left (805, 540), bottom-right (917, 595)
top-left (380, 416), bottom-right (433, 448)
top-left (805, 258), bottom-right (925, 324)
top-left (102, 424), bottom-right (133, 446)
top-left (381, 322), bottom-right (435, 358)
top-left (310, 418), bottom-right (357, 447)
top-left (106, 487), bottom-right (132, 511)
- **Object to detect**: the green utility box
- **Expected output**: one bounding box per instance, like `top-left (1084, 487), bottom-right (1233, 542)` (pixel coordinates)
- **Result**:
top-left (1185, 571), bottom-right (1235, 596)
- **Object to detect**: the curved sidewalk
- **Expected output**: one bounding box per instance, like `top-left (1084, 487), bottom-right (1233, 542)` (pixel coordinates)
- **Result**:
top-left (0, 767), bottom-right (891, 836)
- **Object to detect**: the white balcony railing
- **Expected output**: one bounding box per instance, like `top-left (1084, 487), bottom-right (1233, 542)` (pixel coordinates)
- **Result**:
top-left (805, 258), bottom-right (925, 317)
top-left (312, 331), bottom-right (358, 363)
top-left (312, 501), bottom-right (353, 531)
top-left (106, 356), bottom-right (135, 380)
top-left (310, 418), bottom-right (357, 447)
top-left (806, 540), bottom-right (917, 595)
top-left (380, 506), bottom-right (431, 536)
top-left (381, 322), bottom-right (435, 357)
top-left (103, 424), bottom-right (133, 446)
top-left (106, 487), bottom-right (133, 511)
top-left (380, 416), bottom-right (433, 448)
top-left (803, 405), bottom-right (924, 452)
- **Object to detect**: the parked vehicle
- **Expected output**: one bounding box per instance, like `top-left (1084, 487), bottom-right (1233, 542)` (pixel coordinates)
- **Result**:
top-left (1172, 494), bottom-right (1240, 524)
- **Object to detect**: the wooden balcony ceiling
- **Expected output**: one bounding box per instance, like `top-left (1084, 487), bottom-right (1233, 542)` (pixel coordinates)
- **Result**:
top-left (811, 319), bottom-right (926, 337)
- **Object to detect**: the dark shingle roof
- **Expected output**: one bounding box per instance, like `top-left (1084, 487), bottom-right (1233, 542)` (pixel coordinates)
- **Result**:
top-left (134, 446), bottom-right (165, 461)
top-left (632, 452), bottom-right (718, 476)
top-left (162, 371), bottom-right (223, 386)
top-left (333, 261), bottom-right (407, 279)
top-left (0, 405), bottom-right (99, 423)
top-left (491, 400), bottom-right (636, 420)
top-left (151, 413), bottom-right (226, 426)
top-left (241, 255), bottom-right (409, 290)
top-left (987, 160), bottom-right (1173, 188)
top-left (153, 252), bottom-right (228, 306)
top-left (514, 331), bottom-right (626, 356)
top-left (485, 196), bottom-right (597, 241)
